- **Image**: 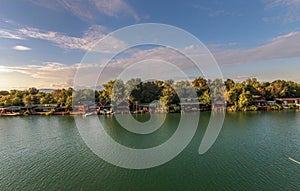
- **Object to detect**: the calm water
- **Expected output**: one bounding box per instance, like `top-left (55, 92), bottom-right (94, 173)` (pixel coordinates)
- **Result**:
top-left (0, 111), bottom-right (300, 190)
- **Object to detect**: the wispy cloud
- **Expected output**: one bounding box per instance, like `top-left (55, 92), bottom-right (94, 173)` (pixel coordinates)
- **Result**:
top-left (0, 62), bottom-right (78, 88)
top-left (193, 4), bottom-right (238, 17)
top-left (12, 45), bottom-right (31, 51)
top-left (207, 42), bottom-right (239, 52)
top-left (58, 0), bottom-right (95, 21)
top-left (0, 29), bottom-right (23, 40)
top-left (30, 0), bottom-right (140, 22)
top-left (263, 0), bottom-right (300, 23)
top-left (91, 0), bottom-right (140, 21)
top-left (213, 31), bottom-right (300, 65)
top-left (14, 25), bottom-right (126, 53)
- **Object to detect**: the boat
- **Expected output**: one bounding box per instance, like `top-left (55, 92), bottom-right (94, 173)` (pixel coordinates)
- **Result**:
top-left (83, 112), bottom-right (96, 117)
top-left (289, 157), bottom-right (300, 165)
top-left (0, 112), bottom-right (22, 116)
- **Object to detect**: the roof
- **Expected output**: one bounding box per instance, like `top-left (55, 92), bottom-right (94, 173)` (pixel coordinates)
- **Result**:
top-left (117, 100), bottom-right (130, 106)
top-left (252, 100), bottom-right (266, 102)
top-left (275, 98), bottom-right (300, 101)
top-left (138, 103), bottom-right (150, 107)
top-left (6, 106), bottom-right (21, 110)
top-left (179, 102), bottom-right (200, 105)
top-left (181, 98), bottom-right (199, 102)
top-left (213, 101), bottom-right (225, 105)
top-left (21, 105), bottom-right (37, 109)
top-left (34, 106), bottom-right (56, 109)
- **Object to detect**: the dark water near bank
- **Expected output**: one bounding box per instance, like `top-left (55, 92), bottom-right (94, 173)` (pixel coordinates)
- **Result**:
top-left (0, 111), bottom-right (300, 190)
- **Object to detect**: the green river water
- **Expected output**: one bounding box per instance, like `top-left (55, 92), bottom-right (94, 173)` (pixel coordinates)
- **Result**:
top-left (0, 111), bottom-right (300, 190)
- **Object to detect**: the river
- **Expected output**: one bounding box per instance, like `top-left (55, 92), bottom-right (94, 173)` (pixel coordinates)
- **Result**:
top-left (0, 111), bottom-right (300, 190)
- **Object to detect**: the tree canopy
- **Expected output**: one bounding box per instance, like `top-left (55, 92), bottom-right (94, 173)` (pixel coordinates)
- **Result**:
top-left (1, 78), bottom-right (300, 112)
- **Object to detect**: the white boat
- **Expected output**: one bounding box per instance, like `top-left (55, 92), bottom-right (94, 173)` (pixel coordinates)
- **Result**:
top-left (84, 112), bottom-right (96, 117)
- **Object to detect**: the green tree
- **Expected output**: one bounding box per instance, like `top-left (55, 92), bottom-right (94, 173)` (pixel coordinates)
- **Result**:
top-left (199, 90), bottom-right (211, 106)
top-left (112, 80), bottom-right (126, 104)
top-left (192, 77), bottom-right (208, 97)
top-left (238, 90), bottom-right (252, 109)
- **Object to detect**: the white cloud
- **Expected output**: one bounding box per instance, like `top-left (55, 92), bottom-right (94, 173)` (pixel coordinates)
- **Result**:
top-left (91, 0), bottom-right (140, 21)
top-left (0, 62), bottom-right (78, 88)
top-left (0, 29), bottom-right (23, 40)
top-left (30, 0), bottom-right (139, 22)
top-left (58, 0), bottom-right (95, 21)
top-left (193, 4), bottom-right (238, 17)
top-left (12, 45), bottom-right (31, 51)
top-left (214, 31), bottom-right (300, 65)
top-left (263, 0), bottom-right (300, 23)
top-left (17, 25), bottom-right (126, 53)
top-left (207, 42), bottom-right (239, 52)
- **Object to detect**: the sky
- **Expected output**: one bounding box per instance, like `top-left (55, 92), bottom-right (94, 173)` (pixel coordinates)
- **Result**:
top-left (0, 0), bottom-right (300, 90)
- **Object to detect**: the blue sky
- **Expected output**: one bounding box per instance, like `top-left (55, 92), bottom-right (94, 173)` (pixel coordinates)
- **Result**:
top-left (0, 0), bottom-right (300, 89)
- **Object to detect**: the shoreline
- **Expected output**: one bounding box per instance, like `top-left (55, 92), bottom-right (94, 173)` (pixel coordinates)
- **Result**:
top-left (0, 106), bottom-right (299, 117)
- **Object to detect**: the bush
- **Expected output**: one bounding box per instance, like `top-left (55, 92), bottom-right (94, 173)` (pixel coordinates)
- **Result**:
top-left (23, 110), bottom-right (30, 116)
top-left (227, 105), bottom-right (238, 112)
top-left (270, 104), bottom-right (282, 110)
top-left (288, 104), bottom-right (297, 109)
top-left (246, 105), bottom-right (258, 111)
top-left (45, 110), bottom-right (54, 116)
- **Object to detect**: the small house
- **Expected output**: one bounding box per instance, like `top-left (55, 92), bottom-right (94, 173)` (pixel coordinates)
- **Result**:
top-left (179, 98), bottom-right (201, 112)
top-left (275, 98), bottom-right (300, 105)
top-left (115, 100), bottom-right (130, 114)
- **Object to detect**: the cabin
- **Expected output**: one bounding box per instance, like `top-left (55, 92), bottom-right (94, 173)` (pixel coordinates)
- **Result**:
top-left (54, 106), bottom-right (69, 115)
top-left (99, 101), bottom-right (113, 115)
top-left (252, 96), bottom-right (267, 110)
top-left (0, 106), bottom-right (38, 116)
top-left (6, 106), bottom-right (21, 112)
top-left (0, 106), bottom-right (22, 116)
top-left (212, 100), bottom-right (226, 111)
top-left (32, 105), bottom-right (56, 115)
top-left (138, 103), bottom-right (150, 112)
top-left (267, 101), bottom-right (276, 105)
top-left (87, 104), bottom-right (99, 113)
top-left (179, 98), bottom-right (201, 112)
top-left (70, 104), bottom-right (87, 115)
top-left (275, 98), bottom-right (300, 105)
top-left (149, 100), bottom-right (162, 113)
top-left (115, 100), bottom-right (130, 114)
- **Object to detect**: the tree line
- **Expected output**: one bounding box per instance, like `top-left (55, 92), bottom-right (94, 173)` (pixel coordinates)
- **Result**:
top-left (0, 78), bottom-right (300, 112)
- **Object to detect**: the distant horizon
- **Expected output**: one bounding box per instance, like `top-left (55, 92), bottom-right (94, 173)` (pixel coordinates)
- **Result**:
top-left (1, 77), bottom-right (299, 91)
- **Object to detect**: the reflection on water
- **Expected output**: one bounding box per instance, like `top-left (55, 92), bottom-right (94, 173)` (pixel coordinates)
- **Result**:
top-left (0, 111), bottom-right (300, 190)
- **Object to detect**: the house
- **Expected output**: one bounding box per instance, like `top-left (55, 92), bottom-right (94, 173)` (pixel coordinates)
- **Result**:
top-left (149, 100), bottom-right (162, 113)
top-left (54, 106), bottom-right (69, 115)
top-left (70, 104), bottom-right (87, 115)
top-left (115, 100), bottom-right (130, 114)
top-left (212, 100), bottom-right (226, 111)
top-left (267, 101), bottom-right (276, 105)
top-left (0, 106), bottom-right (22, 116)
top-left (0, 105), bottom-right (39, 116)
top-left (138, 103), bottom-right (150, 112)
top-left (179, 98), bottom-right (201, 112)
top-left (32, 105), bottom-right (56, 115)
top-left (99, 101), bottom-right (113, 115)
top-left (0, 106), bottom-right (20, 115)
top-left (275, 98), bottom-right (300, 105)
top-left (252, 96), bottom-right (267, 110)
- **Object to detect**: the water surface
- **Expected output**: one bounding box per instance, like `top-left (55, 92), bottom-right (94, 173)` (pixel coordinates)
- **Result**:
top-left (0, 111), bottom-right (300, 190)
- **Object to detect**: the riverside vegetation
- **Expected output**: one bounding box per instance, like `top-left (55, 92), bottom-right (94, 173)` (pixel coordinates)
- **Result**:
top-left (0, 78), bottom-right (300, 113)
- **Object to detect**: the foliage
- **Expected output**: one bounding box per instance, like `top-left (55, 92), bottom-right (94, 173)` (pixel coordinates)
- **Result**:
top-left (0, 78), bottom-right (299, 113)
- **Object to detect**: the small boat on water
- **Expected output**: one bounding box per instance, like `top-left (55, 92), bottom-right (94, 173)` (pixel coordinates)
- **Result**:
top-left (289, 157), bottom-right (300, 165)
top-left (83, 112), bottom-right (96, 117)
top-left (0, 113), bottom-right (22, 116)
